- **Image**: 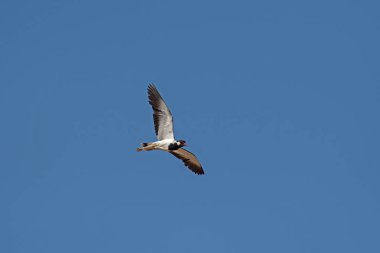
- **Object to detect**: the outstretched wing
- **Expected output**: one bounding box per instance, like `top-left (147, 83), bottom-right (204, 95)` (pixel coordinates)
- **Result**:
top-left (147, 84), bottom-right (174, 140)
top-left (169, 148), bottom-right (205, 175)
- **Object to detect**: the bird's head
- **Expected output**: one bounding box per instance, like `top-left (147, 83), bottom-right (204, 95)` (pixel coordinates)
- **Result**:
top-left (177, 140), bottom-right (187, 147)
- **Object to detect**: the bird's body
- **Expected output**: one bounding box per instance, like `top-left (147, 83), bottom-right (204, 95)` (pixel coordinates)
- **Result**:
top-left (136, 138), bottom-right (176, 151)
top-left (137, 84), bottom-right (205, 175)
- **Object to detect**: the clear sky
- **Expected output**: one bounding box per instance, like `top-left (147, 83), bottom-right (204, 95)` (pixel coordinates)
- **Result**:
top-left (1, 0), bottom-right (379, 252)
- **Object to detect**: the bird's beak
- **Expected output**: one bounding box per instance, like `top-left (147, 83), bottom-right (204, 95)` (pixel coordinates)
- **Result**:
top-left (183, 143), bottom-right (188, 146)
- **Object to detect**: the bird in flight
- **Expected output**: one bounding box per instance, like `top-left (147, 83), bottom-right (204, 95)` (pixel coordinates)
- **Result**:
top-left (137, 84), bottom-right (204, 175)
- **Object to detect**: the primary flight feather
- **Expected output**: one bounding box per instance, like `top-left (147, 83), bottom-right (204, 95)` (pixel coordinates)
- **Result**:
top-left (137, 84), bottom-right (205, 175)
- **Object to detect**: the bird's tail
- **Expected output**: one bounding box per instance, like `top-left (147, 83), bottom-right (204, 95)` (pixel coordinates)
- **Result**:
top-left (136, 142), bottom-right (153, 152)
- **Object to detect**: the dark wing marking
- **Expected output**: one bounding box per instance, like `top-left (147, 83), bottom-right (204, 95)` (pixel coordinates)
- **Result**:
top-left (169, 148), bottom-right (205, 175)
top-left (147, 84), bottom-right (174, 140)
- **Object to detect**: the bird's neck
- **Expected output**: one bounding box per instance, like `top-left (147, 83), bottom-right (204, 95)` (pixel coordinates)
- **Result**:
top-left (168, 142), bottom-right (181, 150)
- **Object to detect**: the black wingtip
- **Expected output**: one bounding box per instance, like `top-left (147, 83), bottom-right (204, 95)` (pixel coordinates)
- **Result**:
top-left (147, 83), bottom-right (159, 99)
top-left (194, 168), bottom-right (205, 175)
top-left (148, 83), bottom-right (156, 90)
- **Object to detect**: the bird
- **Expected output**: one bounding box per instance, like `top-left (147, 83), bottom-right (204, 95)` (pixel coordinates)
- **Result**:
top-left (137, 84), bottom-right (204, 175)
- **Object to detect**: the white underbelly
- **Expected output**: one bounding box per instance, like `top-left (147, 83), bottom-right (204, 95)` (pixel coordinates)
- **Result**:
top-left (153, 139), bottom-right (174, 148)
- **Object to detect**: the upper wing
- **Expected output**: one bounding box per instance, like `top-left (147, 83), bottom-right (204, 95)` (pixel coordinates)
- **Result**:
top-left (147, 84), bottom-right (174, 140)
top-left (169, 148), bottom-right (205, 175)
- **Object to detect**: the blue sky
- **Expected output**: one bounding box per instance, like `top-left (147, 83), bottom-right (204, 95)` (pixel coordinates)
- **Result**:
top-left (1, 0), bottom-right (379, 252)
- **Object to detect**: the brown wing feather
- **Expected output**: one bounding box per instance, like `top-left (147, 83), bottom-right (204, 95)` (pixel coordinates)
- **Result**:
top-left (147, 84), bottom-right (174, 140)
top-left (169, 148), bottom-right (205, 175)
